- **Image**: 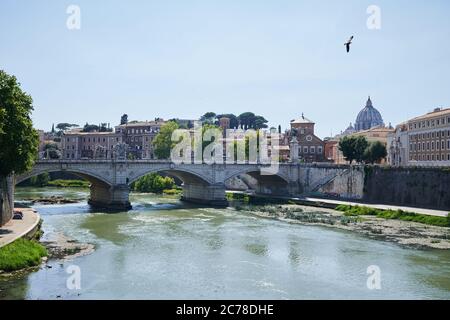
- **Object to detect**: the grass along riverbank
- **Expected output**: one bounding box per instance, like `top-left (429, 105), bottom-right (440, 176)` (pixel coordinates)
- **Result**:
top-left (0, 238), bottom-right (47, 272)
top-left (335, 205), bottom-right (450, 227)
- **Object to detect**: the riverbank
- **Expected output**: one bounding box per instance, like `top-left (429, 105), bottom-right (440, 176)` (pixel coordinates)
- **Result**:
top-left (0, 204), bottom-right (94, 276)
top-left (235, 204), bottom-right (450, 250)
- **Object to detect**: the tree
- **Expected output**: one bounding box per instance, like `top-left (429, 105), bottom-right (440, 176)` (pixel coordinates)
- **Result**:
top-left (278, 125), bottom-right (281, 134)
top-left (99, 123), bottom-right (112, 132)
top-left (56, 123), bottom-right (78, 132)
top-left (364, 141), bottom-right (387, 164)
top-left (338, 136), bottom-right (356, 164)
top-left (200, 112), bottom-right (216, 124)
top-left (132, 173), bottom-right (176, 193)
top-left (354, 136), bottom-right (369, 163)
top-left (339, 136), bottom-right (369, 164)
top-left (237, 112), bottom-right (268, 129)
top-left (152, 121), bottom-right (179, 159)
top-left (215, 114), bottom-right (239, 129)
top-left (120, 114), bottom-right (128, 125)
top-left (254, 115), bottom-right (268, 129)
top-left (44, 142), bottom-right (61, 159)
top-left (237, 112), bottom-right (255, 130)
top-left (82, 123), bottom-right (100, 132)
top-left (0, 70), bottom-right (39, 178)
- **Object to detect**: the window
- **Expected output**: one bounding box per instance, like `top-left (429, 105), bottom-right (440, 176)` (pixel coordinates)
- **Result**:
top-left (303, 147), bottom-right (308, 154)
top-left (318, 146), bottom-right (323, 154)
top-left (310, 146), bottom-right (315, 154)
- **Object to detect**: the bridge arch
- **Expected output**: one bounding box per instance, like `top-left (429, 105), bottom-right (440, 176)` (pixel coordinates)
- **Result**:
top-left (127, 167), bottom-right (214, 187)
top-left (224, 168), bottom-right (293, 196)
top-left (16, 168), bottom-right (112, 188)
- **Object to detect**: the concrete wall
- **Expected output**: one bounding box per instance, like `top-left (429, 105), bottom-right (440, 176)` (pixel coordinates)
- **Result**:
top-left (0, 175), bottom-right (14, 226)
top-left (363, 166), bottom-right (450, 211)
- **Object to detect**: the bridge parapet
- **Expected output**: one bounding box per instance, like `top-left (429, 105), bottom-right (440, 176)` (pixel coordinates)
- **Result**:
top-left (16, 160), bottom-right (354, 210)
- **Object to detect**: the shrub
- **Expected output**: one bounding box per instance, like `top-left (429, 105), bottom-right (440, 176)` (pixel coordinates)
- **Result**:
top-left (132, 173), bottom-right (176, 194)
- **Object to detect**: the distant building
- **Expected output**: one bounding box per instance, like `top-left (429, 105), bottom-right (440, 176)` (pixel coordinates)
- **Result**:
top-left (326, 96), bottom-right (390, 164)
top-left (407, 107), bottom-right (450, 166)
top-left (288, 114), bottom-right (325, 162)
top-left (354, 97), bottom-right (385, 131)
top-left (115, 119), bottom-right (166, 159)
top-left (387, 122), bottom-right (408, 166)
top-left (62, 131), bottom-right (123, 159)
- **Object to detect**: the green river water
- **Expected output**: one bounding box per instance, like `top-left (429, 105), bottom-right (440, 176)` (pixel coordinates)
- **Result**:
top-left (1, 187), bottom-right (449, 299)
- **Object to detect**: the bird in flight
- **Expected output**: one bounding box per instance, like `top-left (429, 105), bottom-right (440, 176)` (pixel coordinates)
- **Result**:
top-left (345, 36), bottom-right (354, 53)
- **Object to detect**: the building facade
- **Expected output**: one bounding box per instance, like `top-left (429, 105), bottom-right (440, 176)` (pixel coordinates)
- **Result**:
top-left (62, 130), bottom-right (123, 160)
top-left (289, 114), bottom-right (325, 162)
top-left (115, 120), bottom-right (165, 159)
top-left (387, 123), bottom-right (409, 166)
top-left (407, 107), bottom-right (450, 166)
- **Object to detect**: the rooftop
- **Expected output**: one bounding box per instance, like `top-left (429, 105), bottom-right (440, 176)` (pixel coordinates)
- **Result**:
top-left (291, 113), bottom-right (314, 124)
top-left (116, 120), bottom-right (165, 127)
top-left (409, 107), bottom-right (450, 122)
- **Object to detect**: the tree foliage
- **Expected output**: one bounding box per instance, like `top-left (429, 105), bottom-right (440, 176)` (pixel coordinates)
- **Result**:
top-left (339, 136), bottom-right (387, 164)
top-left (152, 121), bottom-right (179, 159)
top-left (81, 123), bottom-right (112, 133)
top-left (364, 141), bottom-right (387, 164)
top-left (120, 114), bottom-right (128, 125)
top-left (132, 173), bottom-right (176, 193)
top-left (56, 123), bottom-right (78, 132)
top-left (44, 142), bottom-right (61, 159)
top-left (339, 136), bottom-right (369, 164)
top-left (200, 112), bottom-right (216, 124)
top-left (0, 70), bottom-right (39, 177)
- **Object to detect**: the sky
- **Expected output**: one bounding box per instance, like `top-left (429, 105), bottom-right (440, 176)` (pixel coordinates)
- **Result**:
top-left (1, 0), bottom-right (449, 138)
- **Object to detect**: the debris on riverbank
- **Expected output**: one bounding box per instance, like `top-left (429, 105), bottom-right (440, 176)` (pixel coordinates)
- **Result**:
top-left (235, 204), bottom-right (450, 250)
top-left (22, 196), bottom-right (83, 205)
top-left (41, 232), bottom-right (94, 260)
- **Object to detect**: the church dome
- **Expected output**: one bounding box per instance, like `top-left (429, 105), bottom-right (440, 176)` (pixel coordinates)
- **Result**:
top-left (354, 97), bottom-right (384, 131)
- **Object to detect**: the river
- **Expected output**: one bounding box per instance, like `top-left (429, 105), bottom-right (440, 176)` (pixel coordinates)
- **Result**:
top-left (1, 187), bottom-right (449, 299)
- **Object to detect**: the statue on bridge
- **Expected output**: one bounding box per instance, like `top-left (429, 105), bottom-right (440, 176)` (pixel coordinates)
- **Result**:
top-left (113, 143), bottom-right (128, 161)
top-left (94, 145), bottom-right (107, 159)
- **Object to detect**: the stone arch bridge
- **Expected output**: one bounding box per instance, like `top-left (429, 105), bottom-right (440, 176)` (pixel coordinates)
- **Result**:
top-left (16, 160), bottom-right (362, 210)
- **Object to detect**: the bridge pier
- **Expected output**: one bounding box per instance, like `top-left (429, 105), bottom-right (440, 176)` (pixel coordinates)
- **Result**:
top-left (88, 184), bottom-right (132, 211)
top-left (181, 183), bottom-right (228, 207)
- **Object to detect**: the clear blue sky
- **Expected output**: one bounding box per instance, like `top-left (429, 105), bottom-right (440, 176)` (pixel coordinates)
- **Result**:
top-left (1, 0), bottom-right (449, 138)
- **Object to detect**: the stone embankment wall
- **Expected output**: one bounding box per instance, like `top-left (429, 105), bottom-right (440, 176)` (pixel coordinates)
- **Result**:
top-left (362, 166), bottom-right (450, 211)
top-left (317, 166), bottom-right (365, 199)
top-left (0, 175), bottom-right (14, 226)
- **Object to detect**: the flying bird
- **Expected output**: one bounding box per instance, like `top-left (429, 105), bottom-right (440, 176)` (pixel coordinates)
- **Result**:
top-left (345, 36), bottom-right (354, 53)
